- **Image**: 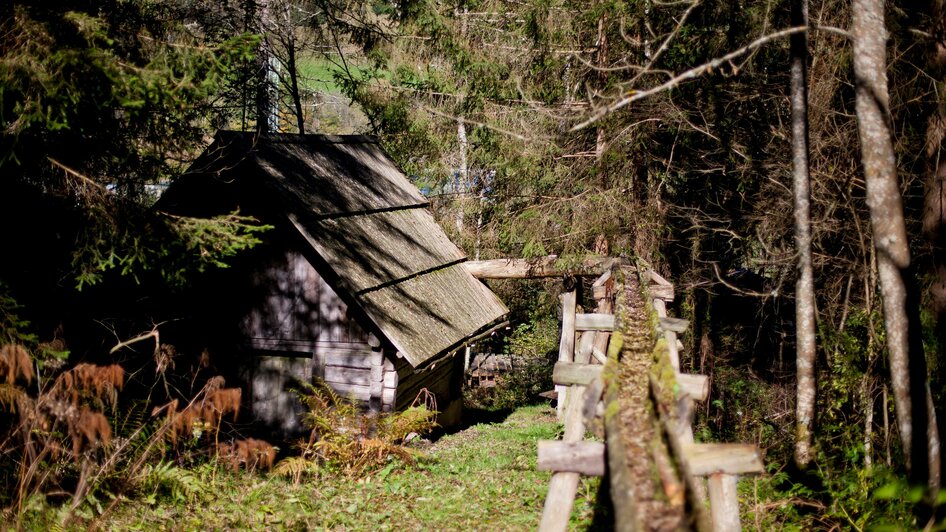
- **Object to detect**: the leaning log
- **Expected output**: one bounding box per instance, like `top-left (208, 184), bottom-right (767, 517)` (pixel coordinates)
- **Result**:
top-left (463, 256), bottom-right (626, 279)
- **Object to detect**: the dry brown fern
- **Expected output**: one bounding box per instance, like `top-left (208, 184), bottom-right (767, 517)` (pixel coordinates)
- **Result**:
top-left (150, 382), bottom-right (241, 444)
top-left (0, 382), bottom-right (32, 414)
top-left (50, 363), bottom-right (125, 406)
top-left (0, 344), bottom-right (33, 385)
top-left (217, 438), bottom-right (276, 473)
top-left (69, 407), bottom-right (112, 456)
top-left (272, 455), bottom-right (319, 484)
top-left (203, 387), bottom-right (241, 421)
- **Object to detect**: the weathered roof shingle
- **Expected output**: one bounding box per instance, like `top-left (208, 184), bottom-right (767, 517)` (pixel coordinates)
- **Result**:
top-left (165, 131), bottom-right (507, 367)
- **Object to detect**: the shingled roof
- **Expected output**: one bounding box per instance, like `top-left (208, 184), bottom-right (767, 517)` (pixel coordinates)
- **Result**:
top-left (161, 131), bottom-right (508, 367)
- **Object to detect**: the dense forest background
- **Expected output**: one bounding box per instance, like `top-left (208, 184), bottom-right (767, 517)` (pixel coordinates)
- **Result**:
top-left (2, 0), bottom-right (946, 528)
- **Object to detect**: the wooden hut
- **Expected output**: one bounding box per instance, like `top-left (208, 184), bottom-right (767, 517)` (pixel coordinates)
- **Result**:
top-left (157, 131), bottom-right (508, 435)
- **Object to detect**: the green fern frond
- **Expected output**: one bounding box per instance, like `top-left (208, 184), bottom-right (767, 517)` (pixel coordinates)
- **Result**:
top-left (378, 406), bottom-right (438, 444)
top-left (113, 400), bottom-right (149, 438)
top-left (272, 456), bottom-right (319, 484)
top-left (138, 461), bottom-right (206, 504)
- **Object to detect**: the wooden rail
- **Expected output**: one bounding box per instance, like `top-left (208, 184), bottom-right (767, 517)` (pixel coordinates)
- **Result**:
top-left (463, 255), bottom-right (626, 279)
top-left (530, 262), bottom-right (763, 532)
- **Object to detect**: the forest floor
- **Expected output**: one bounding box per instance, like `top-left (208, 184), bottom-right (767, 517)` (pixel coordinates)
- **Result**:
top-left (95, 404), bottom-right (607, 531)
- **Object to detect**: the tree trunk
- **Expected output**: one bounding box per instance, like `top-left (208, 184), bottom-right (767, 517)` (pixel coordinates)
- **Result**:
top-left (852, 0), bottom-right (934, 486)
top-left (791, 0), bottom-right (816, 469)
top-left (282, 4), bottom-right (305, 134)
top-left (255, 0), bottom-right (275, 134)
top-left (595, 11), bottom-right (608, 162)
top-left (920, 0), bottom-right (946, 492)
top-left (456, 119), bottom-right (468, 234)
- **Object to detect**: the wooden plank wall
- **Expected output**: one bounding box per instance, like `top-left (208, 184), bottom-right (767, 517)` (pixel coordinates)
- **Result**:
top-left (393, 354), bottom-right (463, 424)
top-left (238, 248), bottom-right (468, 423)
top-left (241, 249), bottom-right (370, 346)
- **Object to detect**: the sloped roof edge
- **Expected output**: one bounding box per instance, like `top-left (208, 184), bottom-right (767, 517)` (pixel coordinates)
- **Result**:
top-left (171, 131), bottom-right (508, 369)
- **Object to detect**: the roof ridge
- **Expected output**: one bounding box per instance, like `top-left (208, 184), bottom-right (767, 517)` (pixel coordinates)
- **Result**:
top-left (216, 130), bottom-right (379, 144)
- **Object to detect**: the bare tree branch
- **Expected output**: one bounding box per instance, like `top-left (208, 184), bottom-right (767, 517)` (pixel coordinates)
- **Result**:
top-left (572, 25), bottom-right (850, 131)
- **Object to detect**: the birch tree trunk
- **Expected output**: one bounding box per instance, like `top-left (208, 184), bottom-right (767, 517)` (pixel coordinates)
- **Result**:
top-left (456, 119), bottom-right (468, 234)
top-left (791, 0), bottom-right (816, 469)
top-left (256, 0), bottom-right (275, 134)
top-left (595, 11), bottom-right (608, 161)
top-left (852, 0), bottom-right (936, 486)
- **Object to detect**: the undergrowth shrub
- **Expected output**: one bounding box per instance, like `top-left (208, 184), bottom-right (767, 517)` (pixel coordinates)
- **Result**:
top-left (273, 380), bottom-right (437, 483)
top-left (0, 332), bottom-right (269, 527)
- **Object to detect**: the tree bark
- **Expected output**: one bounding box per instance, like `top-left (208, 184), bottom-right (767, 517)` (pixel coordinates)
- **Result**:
top-left (790, 0), bottom-right (816, 469)
top-left (282, 4), bottom-right (305, 134)
top-left (852, 0), bottom-right (933, 485)
top-left (255, 0), bottom-right (275, 134)
top-left (456, 118), bottom-right (467, 234)
top-left (920, 0), bottom-right (946, 492)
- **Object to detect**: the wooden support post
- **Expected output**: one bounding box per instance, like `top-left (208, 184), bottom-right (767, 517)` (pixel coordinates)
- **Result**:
top-left (576, 331), bottom-right (595, 364)
top-left (557, 289), bottom-right (577, 419)
top-left (683, 442), bottom-right (763, 531)
top-left (678, 373), bottom-right (710, 402)
top-left (581, 374), bottom-right (606, 423)
top-left (648, 269), bottom-right (673, 287)
top-left (592, 270), bottom-right (612, 298)
top-left (652, 299), bottom-right (680, 372)
top-left (369, 347), bottom-right (384, 413)
top-left (592, 280), bottom-right (613, 363)
top-left (708, 473), bottom-right (741, 532)
top-left (553, 362), bottom-right (604, 386)
top-left (539, 383), bottom-right (587, 532)
top-left (537, 441), bottom-right (606, 476)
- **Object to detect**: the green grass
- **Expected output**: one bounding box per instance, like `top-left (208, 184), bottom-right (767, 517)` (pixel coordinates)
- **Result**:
top-left (296, 55), bottom-right (378, 94)
top-left (92, 405), bottom-right (605, 531)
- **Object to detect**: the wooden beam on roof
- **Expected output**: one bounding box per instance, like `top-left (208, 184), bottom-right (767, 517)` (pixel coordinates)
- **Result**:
top-left (463, 255), bottom-right (626, 279)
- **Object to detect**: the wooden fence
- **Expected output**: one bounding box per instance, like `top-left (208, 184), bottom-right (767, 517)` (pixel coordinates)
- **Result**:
top-left (465, 258), bottom-right (764, 531)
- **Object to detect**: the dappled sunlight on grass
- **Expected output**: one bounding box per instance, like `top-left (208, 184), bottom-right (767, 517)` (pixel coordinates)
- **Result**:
top-left (100, 405), bottom-right (605, 530)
